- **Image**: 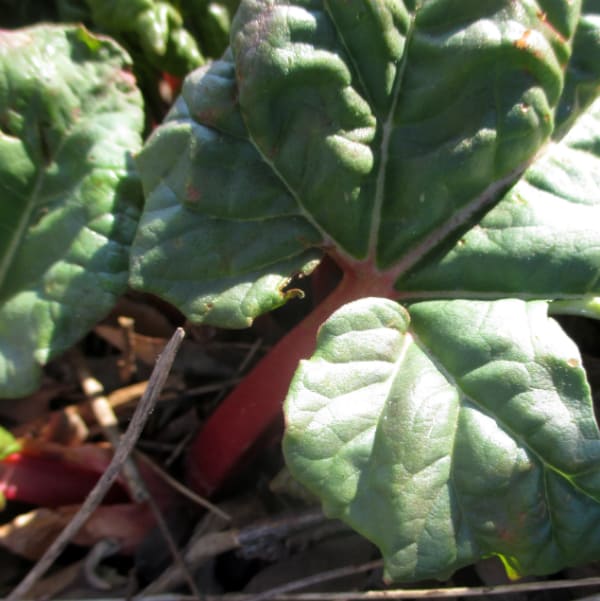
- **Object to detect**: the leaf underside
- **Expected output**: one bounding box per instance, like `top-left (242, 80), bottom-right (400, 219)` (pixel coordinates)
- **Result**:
top-left (0, 25), bottom-right (144, 397)
top-left (131, 0), bottom-right (600, 581)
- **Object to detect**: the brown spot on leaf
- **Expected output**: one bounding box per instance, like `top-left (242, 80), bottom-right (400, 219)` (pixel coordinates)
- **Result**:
top-left (567, 358), bottom-right (580, 368)
top-left (515, 30), bottom-right (532, 50)
top-left (186, 184), bottom-right (202, 204)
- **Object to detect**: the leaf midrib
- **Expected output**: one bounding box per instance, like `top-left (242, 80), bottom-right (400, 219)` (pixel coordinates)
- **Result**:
top-left (367, 11), bottom-right (417, 264)
top-left (408, 326), bottom-right (600, 506)
top-left (0, 146), bottom-right (46, 294)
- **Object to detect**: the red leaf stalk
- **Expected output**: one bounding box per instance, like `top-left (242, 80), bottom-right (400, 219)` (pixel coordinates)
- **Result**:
top-left (186, 265), bottom-right (397, 496)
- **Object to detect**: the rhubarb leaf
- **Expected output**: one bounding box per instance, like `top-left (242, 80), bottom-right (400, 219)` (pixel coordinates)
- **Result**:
top-left (0, 25), bottom-right (144, 397)
top-left (395, 97), bottom-right (600, 298)
top-left (132, 1), bottom-right (582, 321)
top-left (284, 297), bottom-right (600, 581)
top-left (130, 52), bottom-right (323, 327)
top-left (231, 0), bottom-right (573, 265)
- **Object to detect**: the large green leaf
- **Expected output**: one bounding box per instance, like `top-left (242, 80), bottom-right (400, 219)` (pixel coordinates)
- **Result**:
top-left (395, 97), bottom-right (600, 298)
top-left (132, 0), bottom-right (585, 323)
top-left (284, 297), bottom-right (600, 580)
top-left (131, 0), bottom-right (600, 581)
top-left (0, 25), bottom-right (144, 397)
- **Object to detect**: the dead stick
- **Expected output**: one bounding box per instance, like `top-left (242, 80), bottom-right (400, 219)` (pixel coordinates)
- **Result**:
top-left (76, 351), bottom-right (201, 598)
top-left (7, 328), bottom-right (185, 601)
top-left (61, 575), bottom-right (600, 601)
top-left (243, 560), bottom-right (383, 601)
top-left (76, 357), bottom-right (147, 502)
top-left (135, 451), bottom-right (231, 521)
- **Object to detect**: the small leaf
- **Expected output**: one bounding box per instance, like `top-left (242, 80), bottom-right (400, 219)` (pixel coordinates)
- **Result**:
top-left (0, 25), bottom-right (144, 397)
top-left (0, 426), bottom-right (20, 461)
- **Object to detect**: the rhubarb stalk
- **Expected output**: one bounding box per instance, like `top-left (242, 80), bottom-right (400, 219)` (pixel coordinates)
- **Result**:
top-left (186, 263), bottom-right (397, 496)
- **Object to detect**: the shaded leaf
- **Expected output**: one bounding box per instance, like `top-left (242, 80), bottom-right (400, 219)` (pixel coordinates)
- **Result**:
top-left (0, 25), bottom-right (144, 397)
top-left (131, 52), bottom-right (323, 327)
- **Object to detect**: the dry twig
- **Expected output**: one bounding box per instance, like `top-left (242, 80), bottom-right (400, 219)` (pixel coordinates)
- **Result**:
top-left (89, 574), bottom-right (600, 601)
top-left (76, 344), bottom-right (201, 598)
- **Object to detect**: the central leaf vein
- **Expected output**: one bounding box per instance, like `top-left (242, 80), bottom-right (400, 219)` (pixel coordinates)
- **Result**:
top-left (368, 11), bottom-right (417, 264)
top-left (407, 327), bottom-right (598, 507)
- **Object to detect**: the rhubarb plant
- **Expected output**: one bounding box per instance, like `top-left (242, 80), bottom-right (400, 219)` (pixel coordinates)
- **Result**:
top-left (131, 0), bottom-right (600, 582)
top-left (0, 25), bottom-right (144, 396)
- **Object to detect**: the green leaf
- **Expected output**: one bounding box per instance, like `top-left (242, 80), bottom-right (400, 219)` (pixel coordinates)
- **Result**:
top-left (131, 52), bottom-right (323, 327)
top-left (284, 297), bottom-right (600, 581)
top-left (395, 97), bottom-right (600, 299)
top-left (550, 295), bottom-right (600, 319)
top-left (0, 425), bottom-right (19, 510)
top-left (555, 1), bottom-right (600, 134)
top-left (85, 0), bottom-right (204, 75)
top-left (0, 426), bottom-right (20, 461)
top-left (231, 0), bottom-right (573, 264)
top-left (180, 0), bottom-right (235, 57)
top-left (0, 25), bottom-right (144, 397)
top-left (133, 1), bottom-right (586, 324)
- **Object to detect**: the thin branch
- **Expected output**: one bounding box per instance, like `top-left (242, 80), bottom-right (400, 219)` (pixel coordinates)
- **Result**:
top-left (53, 575), bottom-right (600, 601)
top-left (242, 559), bottom-right (383, 601)
top-left (77, 345), bottom-right (201, 598)
top-left (83, 538), bottom-right (123, 590)
top-left (7, 328), bottom-right (185, 601)
top-left (239, 576), bottom-right (600, 600)
top-left (76, 357), bottom-right (147, 502)
top-left (117, 315), bottom-right (137, 382)
top-left (145, 492), bottom-right (202, 600)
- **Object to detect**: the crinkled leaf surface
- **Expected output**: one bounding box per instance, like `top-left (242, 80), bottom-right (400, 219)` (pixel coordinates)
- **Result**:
top-left (285, 297), bottom-right (600, 580)
top-left (131, 0), bottom-right (600, 580)
top-left (0, 25), bottom-right (144, 397)
top-left (131, 51), bottom-right (323, 327)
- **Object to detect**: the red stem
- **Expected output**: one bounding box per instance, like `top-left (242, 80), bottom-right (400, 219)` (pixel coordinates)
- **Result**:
top-left (186, 267), bottom-right (396, 496)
